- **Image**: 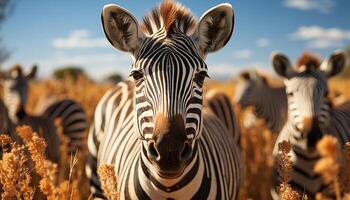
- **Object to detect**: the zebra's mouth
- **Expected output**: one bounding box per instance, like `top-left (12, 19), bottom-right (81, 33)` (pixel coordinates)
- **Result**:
top-left (157, 168), bottom-right (184, 179)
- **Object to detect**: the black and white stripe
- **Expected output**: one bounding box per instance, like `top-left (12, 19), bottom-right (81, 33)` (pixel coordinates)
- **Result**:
top-left (206, 90), bottom-right (240, 143)
top-left (39, 98), bottom-right (88, 152)
top-left (87, 2), bottom-right (242, 199)
top-left (271, 51), bottom-right (350, 198)
top-left (235, 70), bottom-right (287, 133)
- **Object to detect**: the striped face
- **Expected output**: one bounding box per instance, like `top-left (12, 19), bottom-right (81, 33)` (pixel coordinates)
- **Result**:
top-left (132, 32), bottom-right (208, 178)
top-left (235, 70), bottom-right (267, 108)
top-left (284, 72), bottom-right (331, 135)
top-left (102, 2), bottom-right (234, 178)
top-left (272, 51), bottom-right (346, 142)
top-left (0, 66), bottom-right (37, 121)
top-left (133, 32), bottom-right (207, 140)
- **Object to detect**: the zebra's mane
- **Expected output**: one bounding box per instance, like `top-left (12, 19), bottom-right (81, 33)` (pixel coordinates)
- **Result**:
top-left (296, 52), bottom-right (321, 72)
top-left (141, 0), bottom-right (197, 36)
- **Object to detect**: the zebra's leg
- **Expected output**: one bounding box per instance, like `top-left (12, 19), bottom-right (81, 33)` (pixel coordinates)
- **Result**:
top-left (205, 90), bottom-right (241, 144)
top-left (86, 123), bottom-right (106, 199)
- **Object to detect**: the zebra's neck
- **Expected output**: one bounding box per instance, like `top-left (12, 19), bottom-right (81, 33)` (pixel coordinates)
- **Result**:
top-left (8, 104), bottom-right (26, 123)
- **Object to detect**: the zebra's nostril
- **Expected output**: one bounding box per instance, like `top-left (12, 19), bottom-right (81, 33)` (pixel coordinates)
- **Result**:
top-left (180, 142), bottom-right (192, 161)
top-left (148, 141), bottom-right (160, 161)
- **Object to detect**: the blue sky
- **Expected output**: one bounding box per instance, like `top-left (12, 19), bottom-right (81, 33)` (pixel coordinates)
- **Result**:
top-left (2, 0), bottom-right (350, 80)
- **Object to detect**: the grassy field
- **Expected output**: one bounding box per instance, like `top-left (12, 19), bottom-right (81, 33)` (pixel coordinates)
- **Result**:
top-left (1, 75), bottom-right (350, 199)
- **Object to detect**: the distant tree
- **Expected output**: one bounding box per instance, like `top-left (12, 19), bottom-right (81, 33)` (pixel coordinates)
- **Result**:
top-left (53, 66), bottom-right (85, 80)
top-left (105, 73), bottom-right (124, 84)
top-left (0, 0), bottom-right (15, 65)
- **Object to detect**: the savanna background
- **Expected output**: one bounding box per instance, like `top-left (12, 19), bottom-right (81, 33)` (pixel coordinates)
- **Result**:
top-left (0, 0), bottom-right (349, 199)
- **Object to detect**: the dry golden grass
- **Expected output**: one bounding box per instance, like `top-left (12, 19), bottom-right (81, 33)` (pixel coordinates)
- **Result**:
top-left (277, 140), bottom-right (301, 200)
top-left (97, 164), bottom-right (118, 200)
top-left (238, 107), bottom-right (276, 200)
top-left (0, 134), bottom-right (34, 200)
top-left (0, 75), bottom-right (348, 199)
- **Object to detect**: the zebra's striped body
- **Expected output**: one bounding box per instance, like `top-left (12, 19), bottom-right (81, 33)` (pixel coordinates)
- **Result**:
top-left (271, 52), bottom-right (350, 198)
top-left (206, 90), bottom-right (240, 143)
top-left (87, 1), bottom-right (242, 199)
top-left (39, 98), bottom-right (88, 152)
top-left (235, 70), bottom-right (287, 133)
top-left (87, 81), bottom-right (242, 199)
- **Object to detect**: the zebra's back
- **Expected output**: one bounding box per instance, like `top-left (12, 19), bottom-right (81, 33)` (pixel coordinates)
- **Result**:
top-left (41, 98), bottom-right (88, 152)
top-left (328, 100), bottom-right (350, 143)
top-left (205, 90), bottom-right (240, 144)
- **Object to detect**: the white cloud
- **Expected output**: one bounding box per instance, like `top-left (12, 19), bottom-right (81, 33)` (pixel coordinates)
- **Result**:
top-left (290, 26), bottom-right (350, 49)
top-left (233, 49), bottom-right (252, 59)
top-left (284, 0), bottom-right (335, 13)
top-left (206, 61), bottom-right (271, 80)
top-left (52, 29), bottom-right (109, 49)
top-left (256, 38), bottom-right (271, 47)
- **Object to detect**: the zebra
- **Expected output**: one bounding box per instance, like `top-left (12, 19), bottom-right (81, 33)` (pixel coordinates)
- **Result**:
top-left (36, 96), bottom-right (88, 152)
top-left (234, 70), bottom-right (287, 133)
top-left (0, 64), bottom-right (88, 155)
top-left (86, 1), bottom-right (242, 199)
top-left (270, 51), bottom-right (350, 198)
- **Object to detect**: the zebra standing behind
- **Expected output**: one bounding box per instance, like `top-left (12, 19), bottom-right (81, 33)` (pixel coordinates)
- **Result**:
top-left (0, 65), bottom-right (88, 155)
top-left (86, 1), bottom-right (242, 199)
top-left (234, 70), bottom-right (288, 133)
top-left (270, 51), bottom-right (350, 198)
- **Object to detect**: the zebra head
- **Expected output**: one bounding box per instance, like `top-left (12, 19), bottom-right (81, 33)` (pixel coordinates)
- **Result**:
top-left (234, 70), bottom-right (268, 108)
top-left (272, 51), bottom-right (346, 142)
top-left (101, 1), bottom-right (234, 178)
top-left (0, 64), bottom-right (37, 122)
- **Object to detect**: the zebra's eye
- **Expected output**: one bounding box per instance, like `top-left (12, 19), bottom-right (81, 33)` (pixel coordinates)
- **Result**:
top-left (194, 71), bottom-right (208, 87)
top-left (130, 70), bottom-right (143, 81)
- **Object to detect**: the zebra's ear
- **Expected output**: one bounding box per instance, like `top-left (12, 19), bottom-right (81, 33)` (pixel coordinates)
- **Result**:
top-left (271, 52), bottom-right (294, 78)
top-left (193, 3), bottom-right (234, 58)
top-left (101, 4), bottom-right (144, 55)
top-left (26, 65), bottom-right (37, 79)
top-left (321, 51), bottom-right (347, 78)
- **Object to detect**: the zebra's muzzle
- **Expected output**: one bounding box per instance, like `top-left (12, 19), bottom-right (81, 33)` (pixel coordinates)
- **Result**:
top-left (146, 113), bottom-right (194, 178)
top-left (147, 138), bottom-right (193, 178)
